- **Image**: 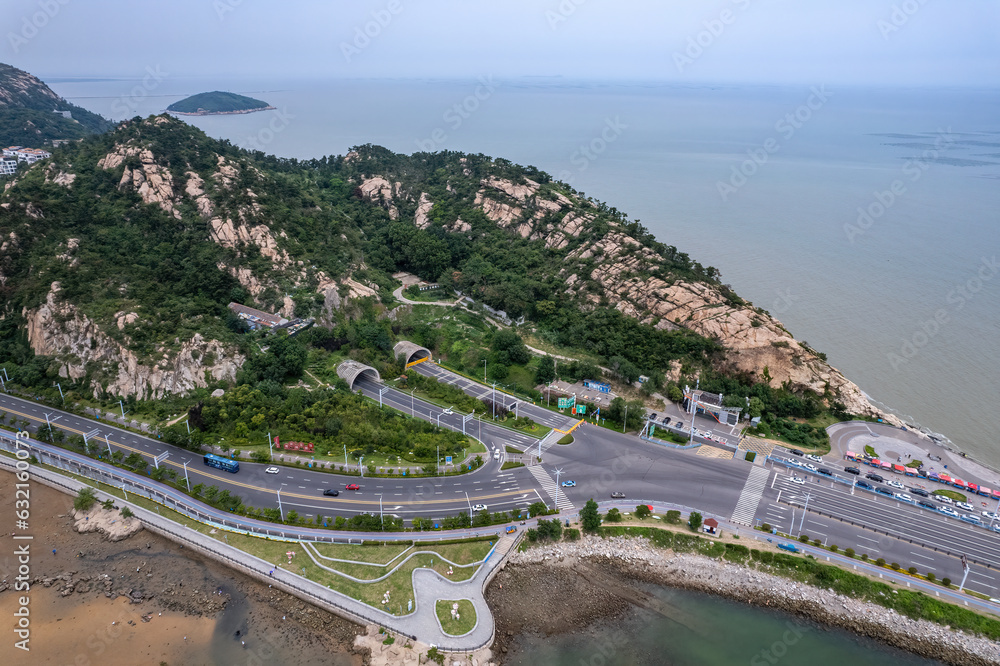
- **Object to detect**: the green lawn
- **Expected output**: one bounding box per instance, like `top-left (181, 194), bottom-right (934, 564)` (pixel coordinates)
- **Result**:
top-left (436, 599), bottom-right (477, 636)
top-left (933, 489), bottom-right (968, 503)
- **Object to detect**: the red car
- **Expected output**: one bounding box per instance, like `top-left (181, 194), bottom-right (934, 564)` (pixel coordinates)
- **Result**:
top-left (345, 483), bottom-right (360, 490)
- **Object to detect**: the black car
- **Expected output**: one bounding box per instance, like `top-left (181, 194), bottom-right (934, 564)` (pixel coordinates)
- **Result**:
top-left (817, 468), bottom-right (833, 477)
top-left (844, 466), bottom-right (861, 475)
top-left (855, 480), bottom-right (873, 490)
top-left (910, 488), bottom-right (929, 497)
top-left (676, 421), bottom-right (684, 429)
top-left (918, 501), bottom-right (936, 510)
top-left (875, 486), bottom-right (894, 497)
top-left (662, 416), bottom-right (671, 424)
top-left (323, 489), bottom-right (340, 496)
top-left (650, 413), bottom-right (658, 421)
top-left (790, 449), bottom-right (804, 457)
top-left (866, 473), bottom-right (884, 483)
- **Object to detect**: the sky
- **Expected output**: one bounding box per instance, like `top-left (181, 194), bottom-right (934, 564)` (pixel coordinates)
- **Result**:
top-left (1, 0), bottom-right (997, 86)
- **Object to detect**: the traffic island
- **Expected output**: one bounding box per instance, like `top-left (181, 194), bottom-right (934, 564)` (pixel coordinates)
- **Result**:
top-left (435, 599), bottom-right (477, 636)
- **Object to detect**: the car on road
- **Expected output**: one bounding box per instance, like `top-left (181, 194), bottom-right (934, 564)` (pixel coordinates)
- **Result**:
top-left (345, 483), bottom-right (360, 490)
top-left (493, 449), bottom-right (501, 461)
top-left (561, 480), bottom-right (576, 487)
top-left (817, 468), bottom-right (833, 477)
top-left (610, 491), bottom-right (626, 498)
top-left (789, 449), bottom-right (804, 457)
top-left (934, 494), bottom-right (953, 504)
top-left (983, 511), bottom-right (1000, 521)
top-left (323, 489), bottom-right (340, 496)
top-left (895, 493), bottom-right (913, 502)
top-left (662, 416), bottom-right (671, 424)
top-left (472, 504), bottom-right (488, 512)
top-left (844, 466), bottom-right (861, 475)
top-left (961, 514), bottom-right (982, 525)
top-left (909, 488), bottom-right (929, 497)
top-left (939, 506), bottom-right (960, 518)
top-left (886, 480), bottom-right (905, 490)
top-left (957, 502), bottom-right (975, 512)
top-left (650, 413), bottom-right (658, 421)
top-left (866, 473), bottom-right (884, 483)
top-left (875, 487), bottom-right (894, 497)
top-left (804, 454), bottom-right (822, 463)
top-left (789, 476), bottom-right (806, 485)
top-left (800, 463), bottom-right (818, 472)
top-left (265, 466), bottom-right (279, 474)
top-left (676, 421), bottom-right (683, 429)
top-left (918, 501), bottom-right (937, 510)
top-left (855, 480), bottom-right (874, 490)
top-left (442, 407), bottom-right (454, 415)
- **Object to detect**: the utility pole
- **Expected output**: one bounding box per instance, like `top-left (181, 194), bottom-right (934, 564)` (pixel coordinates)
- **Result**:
top-left (182, 461), bottom-right (190, 492)
top-left (492, 382), bottom-right (497, 419)
top-left (958, 554), bottom-right (970, 592)
top-left (623, 404), bottom-right (628, 433)
top-left (360, 456), bottom-right (364, 478)
top-left (379, 494), bottom-right (384, 529)
top-left (56, 382), bottom-right (64, 402)
top-left (119, 399), bottom-right (126, 419)
top-left (410, 388), bottom-right (415, 416)
top-left (797, 493), bottom-right (811, 534)
top-left (269, 432), bottom-right (274, 462)
top-left (344, 444), bottom-right (348, 469)
top-left (104, 434), bottom-right (112, 457)
top-left (465, 491), bottom-right (472, 515)
top-left (276, 488), bottom-right (284, 522)
top-left (554, 468), bottom-right (563, 508)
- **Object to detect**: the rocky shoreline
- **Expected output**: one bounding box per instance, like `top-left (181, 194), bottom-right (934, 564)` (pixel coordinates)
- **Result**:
top-left (495, 536), bottom-right (1000, 666)
top-left (168, 106), bottom-right (276, 116)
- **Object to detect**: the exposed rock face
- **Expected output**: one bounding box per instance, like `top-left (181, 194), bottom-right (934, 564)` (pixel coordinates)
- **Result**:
top-left (99, 144), bottom-right (180, 219)
top-left (24, 282), bottom-right (243, 399)
top-left (73, 507), bottom-right (143, 542)
top-left (359, 176), bottom-right (399, 219)
top-left (44, 164), bottom-right (76, 187)
top-left (414, 192), bottom-right (433, 229)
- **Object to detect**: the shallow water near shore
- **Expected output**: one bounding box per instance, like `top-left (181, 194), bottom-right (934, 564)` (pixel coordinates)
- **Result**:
top-left (502, 584), bottom-right (941, 666)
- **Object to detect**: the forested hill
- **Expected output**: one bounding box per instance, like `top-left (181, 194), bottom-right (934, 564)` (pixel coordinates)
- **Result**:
top-left (0, 63), bottom-right (114, 145)
top-left (167, 91), bottom-right (271, 114)
top-left (0, 114), bottom-right (882, 419)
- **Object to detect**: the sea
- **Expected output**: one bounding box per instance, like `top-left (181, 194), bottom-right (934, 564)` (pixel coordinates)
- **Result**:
top-left (48, 76), bottom-right (1000, 472)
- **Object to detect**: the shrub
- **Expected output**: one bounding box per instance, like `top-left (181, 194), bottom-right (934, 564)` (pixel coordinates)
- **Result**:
top-left (74, 487), bottom-right (98, 511)
top-left (761, 523), bottom-right (771, 532)
top-left (564, 528), bottom-right (580, 541)
top-left (526, 528), bottom-right (538, 542)
top-left (799, 534), bottom-right (809, 543)
top-left (829, 544), bottom-right (838, 553)
top-left (812, 539), bottom-right (821, 547)
top-left (908, 567), bottom-right (918, 575)
top-left (942, 578), bottom-right (951, 587)
top-left (688, 511), bottom-right (703, 531)
top-left (861, 553), bottom-right (869, 561)
top-left (666, 510), bottom-right (681, 524)
top-left (635, 504), bottom-right (651, 519)
top-left (121, 507), bottom-right (134, 518)
top-left (890, 562), bottom-right (900, 571)
top-left (845, 548), bottom-right (855, 558)
top-left (926, 572), bottom-right (936, 582)
top-left (605, 508), bottom-right (623, 523)
top-left (876, 558), bottom-right (886, 567)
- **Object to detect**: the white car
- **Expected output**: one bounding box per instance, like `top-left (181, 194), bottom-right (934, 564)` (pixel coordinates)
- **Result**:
top-left (982, 511), bottom-right (999, 521)
top-left (957, 502), bottom-right (975, 512)
top-left (895, 493), bottom-right (913, 502)
top-left (265, 466), bottom-right (279, 474)
top-left (939, 506), bottom-right (960, 518)
top-left (442, 407), bottom-right (454, 415)
top-left (934, 495), bottom-right (953, 504)
top-left (800, 463), bottom-right (818, 472)
top-left (804, 454), bottom-right (822, 463)
top-left (886, 480), bottom-right (905, 490)
top-left (472, 504), bottom-right (488, 512)
top-left (789, 476), bottom-right (806, 485)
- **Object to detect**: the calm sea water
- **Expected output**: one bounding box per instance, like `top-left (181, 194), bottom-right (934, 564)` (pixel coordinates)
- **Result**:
top-left (50, 77), bottom-right (1000, 468)
top-left (502, 584), bottom-right (941, 666)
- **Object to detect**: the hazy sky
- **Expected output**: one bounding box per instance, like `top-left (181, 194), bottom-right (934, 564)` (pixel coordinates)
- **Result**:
top-left (2, 0), bottom-right (997, 86)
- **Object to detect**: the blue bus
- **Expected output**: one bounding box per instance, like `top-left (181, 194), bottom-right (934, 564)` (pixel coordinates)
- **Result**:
top-left (204, 453), bottom-right (239, 473)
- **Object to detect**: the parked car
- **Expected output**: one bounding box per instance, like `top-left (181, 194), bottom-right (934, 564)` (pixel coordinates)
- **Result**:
top-left (345, 483), bottom-right (360, 490)
top-left (934, 494), bottom-right (953, 504)
top-left (817, 468), bottom-right (833, 477)
top-left (866, 473), bottom-right (884, 483)
top-left (676, 421), bottom-right (684, 429)
top-left (505, 525), bottom-right (517, 534)
top-left (561, 480), bottom-right (576, 487)
top-left (909, 488), bottom-right (929, 497)
top-left (918, 501), bottom-right (937, 510)
top-left (323, 489), bottom-right (340, 496)
top-left (895, 493), bottom-right (913, 502)
top-left (472, 504), bottom-right (488, 512)
top-left (778, 543), bottom-right (801, 553)
top-left (789, 476), bottom-right (806, 485)
top-left (875, 487), bottom-right (894, 497)
top-left (982, 511), bottom-right (1000, 521)
top-left (662, 416), bottom-right (671, 424)
top-left (790, 449), bottom-right (804, 457)
top-left (800, 463), bottom-right (818, 472)
top-left (939, 506), bottom-right (960, 518)
top-left (844, 466), bottom-right (861, 475)
top-left (957, 501), bottom-right (975, 512)
top-left (265, 466), bottom-right (279, 474)
top-left (886, 480), bottom-right (905, 490)
top-left (855, 481), bottom-right (874, 490)
top-left (804, 454), bottom-right (822, 463)
top-left (610, 491), bottom-right (626, 499)
top-left (650, 413), bottom-right (658, 421)
top-left (960, 514), bottom-right (982, 525)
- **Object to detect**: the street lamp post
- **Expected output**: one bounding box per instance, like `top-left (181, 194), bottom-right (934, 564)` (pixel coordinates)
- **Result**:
top-left (182, 460), bottom-right (190, 492)
top-left (360, 456), bottom-right (364, 478)
top-left (492, 383), bottom-right (497, 419)
top-left (411, 388), bottom-right (415, 416)
top-left (554, 468), bottom-right (563, 507)
top-left (104, 434), bottom-right (112, 458)
top-left (797, 494), bottom-right (811, 534)
top-left (276, 488), bottom-right (284, 522)
top-left (378, 494), bottom-right (384, 529)
top-left (268, 432), bottom-right (274, 462)
top-left (465, 491), bottom-right (472, 515)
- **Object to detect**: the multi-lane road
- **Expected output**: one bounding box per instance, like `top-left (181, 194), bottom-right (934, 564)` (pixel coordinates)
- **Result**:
top-left (4, 365), bottom-right (1000, 598)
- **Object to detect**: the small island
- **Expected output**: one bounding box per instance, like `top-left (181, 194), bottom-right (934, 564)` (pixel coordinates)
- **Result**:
top-left (166, 90), bottom-right (274, 116)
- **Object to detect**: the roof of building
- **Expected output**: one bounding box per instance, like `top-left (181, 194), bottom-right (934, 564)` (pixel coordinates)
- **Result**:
top-left (704, 518), bottom-right (719, 527)
top-left (227, 302), bottom-right (285, 327)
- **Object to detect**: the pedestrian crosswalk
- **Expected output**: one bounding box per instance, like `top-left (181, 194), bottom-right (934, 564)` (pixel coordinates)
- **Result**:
top-left (527, 465), bottom-right (576, 513)
top-left (730, 465), bottom-right (771, 526)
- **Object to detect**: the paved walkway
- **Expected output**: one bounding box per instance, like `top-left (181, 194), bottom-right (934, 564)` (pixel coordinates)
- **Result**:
top-left (392, 285), bottom-right (463, 307)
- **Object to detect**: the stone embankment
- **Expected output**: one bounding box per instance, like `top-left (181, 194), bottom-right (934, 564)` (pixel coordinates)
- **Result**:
top-left (509, 535), bottom-right (1000, 666)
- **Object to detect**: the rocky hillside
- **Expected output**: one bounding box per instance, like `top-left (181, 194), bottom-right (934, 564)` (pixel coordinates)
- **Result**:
top-left (0, 115), bottom-right (887, 420)
top-left (0, 62), bottom-right (113, 145)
